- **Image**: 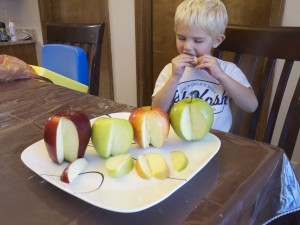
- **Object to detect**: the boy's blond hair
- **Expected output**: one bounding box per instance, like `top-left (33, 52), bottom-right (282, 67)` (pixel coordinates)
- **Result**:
top-left (174, 0), bottom-right (228, 39)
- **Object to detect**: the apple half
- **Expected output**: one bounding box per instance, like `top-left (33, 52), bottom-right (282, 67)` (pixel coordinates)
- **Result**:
top-left (105, 153), bottom-right (134, 178)
top-left (60, 158), bottom-right (88, 183)
top-left (129, 106), bottom-right (170, 148)
top-left (44, 110), bottom-right (91, 164)
top-left (91, 117), bottom-right (134, 158)
top-left (170, 98), bottom-right (214, 141)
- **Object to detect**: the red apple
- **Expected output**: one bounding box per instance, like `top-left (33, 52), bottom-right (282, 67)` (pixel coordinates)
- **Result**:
top-left (44, 110), bottom-right (91, 164)
top-left (129, 106), bottom-right (170, 148)
top-left (60, 158), bottom-right (88, 183)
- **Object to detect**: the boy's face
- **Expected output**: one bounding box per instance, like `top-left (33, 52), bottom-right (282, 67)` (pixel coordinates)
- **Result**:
top-left (175, 23), bottom-right (222, 57)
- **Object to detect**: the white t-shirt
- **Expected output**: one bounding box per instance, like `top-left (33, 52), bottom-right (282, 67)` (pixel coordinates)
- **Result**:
top-left (152, 59), bottom-right (251, 132)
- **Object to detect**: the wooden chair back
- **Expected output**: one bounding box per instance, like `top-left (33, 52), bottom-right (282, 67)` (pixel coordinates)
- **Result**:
top-left (213, 25), bottom-right (300, 159)
top-left (46, 23), bottom-right (105, 96)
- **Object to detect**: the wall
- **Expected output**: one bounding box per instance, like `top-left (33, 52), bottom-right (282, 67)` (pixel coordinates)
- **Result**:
top-left (0, 0), bottom-right (43, 64)
top-left (108, 0), bottom-right (137, 107)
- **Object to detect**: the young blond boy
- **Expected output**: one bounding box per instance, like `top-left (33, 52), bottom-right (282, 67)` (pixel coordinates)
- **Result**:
top-left (152, 0), bottom-right (258, 132)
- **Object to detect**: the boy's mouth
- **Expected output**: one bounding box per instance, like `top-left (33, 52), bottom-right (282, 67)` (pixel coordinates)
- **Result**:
top-left (183, 52), bottom-right (196, 57)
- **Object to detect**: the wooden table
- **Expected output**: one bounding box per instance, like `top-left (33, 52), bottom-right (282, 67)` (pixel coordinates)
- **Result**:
top-left (0, 79), bottom-right (299, 225)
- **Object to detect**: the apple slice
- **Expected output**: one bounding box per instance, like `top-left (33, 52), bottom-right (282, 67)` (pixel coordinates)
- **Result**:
top-left (145, 153), bottom-right (169, 179)
top-left (170, 151), bottom-right (189, 172)
top-left (105, 153), bottom-right (134, 178)
top-left (60, 158), bottom-right (88, 183)
top-left (193, 56), bottom-right (198, 65)
top-left (135, 154), bottom-right (152, 179)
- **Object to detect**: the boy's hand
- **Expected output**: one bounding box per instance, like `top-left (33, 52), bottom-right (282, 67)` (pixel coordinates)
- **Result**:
top-left (195, 55), bottom-right (224, 80)
top-left (171, 54), bottom-right (196, 78)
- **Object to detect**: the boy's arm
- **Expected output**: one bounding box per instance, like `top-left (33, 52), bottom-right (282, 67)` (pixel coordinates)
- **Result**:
top-left (152, 54), bottom-right (195, 112)
top-left (152, 75), bottom-right (181, 112)
top-left (218, 74), bottom-right (258, 112)
top-left (196, 55), bottom-right (258, 112)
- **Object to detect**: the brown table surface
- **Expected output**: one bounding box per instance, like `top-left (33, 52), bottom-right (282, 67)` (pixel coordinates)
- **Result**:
top-left (0, 79), bottom-right (299, 225)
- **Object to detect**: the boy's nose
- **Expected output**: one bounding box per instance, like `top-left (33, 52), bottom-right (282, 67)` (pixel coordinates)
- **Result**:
top-left (183, 41), bottom-right (193, 51)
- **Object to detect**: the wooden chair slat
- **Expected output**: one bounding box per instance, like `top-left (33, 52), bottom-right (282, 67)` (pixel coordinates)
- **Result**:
top-left (233, 53), bottom-right (242, 67)
top-left (264, 60), bottom-right (294, 143)
top-left (278, 77), bottom-right (300, 158)
top-left (248, 58), bottom-right (276, 139)
top-left (214, 25), bottom-right (300, 159)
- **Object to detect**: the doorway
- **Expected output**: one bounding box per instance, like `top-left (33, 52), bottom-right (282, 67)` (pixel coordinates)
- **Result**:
top-left (135, 0), bottom-right (284, 107)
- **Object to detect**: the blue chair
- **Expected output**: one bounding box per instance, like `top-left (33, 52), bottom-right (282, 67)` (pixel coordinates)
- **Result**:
top-left (42, 44), bottom-right (89, 86)
top-left (46, 23), bottom-right (105, 96)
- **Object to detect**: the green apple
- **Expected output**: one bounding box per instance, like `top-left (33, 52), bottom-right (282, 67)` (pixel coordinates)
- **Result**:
top-left (170, 98), bottom-right (214, 141)
top-left (170, 151), bottom-right (188, 172)
top-left (105, 153), bottom-right (134, 178)
top-left (91, 117), bottom-right (134, 158)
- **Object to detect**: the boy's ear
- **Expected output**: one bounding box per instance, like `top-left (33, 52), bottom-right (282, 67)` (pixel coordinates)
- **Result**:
top-left (212, 34), bottom-right (225, 48)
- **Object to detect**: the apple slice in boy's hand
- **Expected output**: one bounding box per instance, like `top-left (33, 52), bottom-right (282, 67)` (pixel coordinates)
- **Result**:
top-left (60, 158), bottom-right (88, 183)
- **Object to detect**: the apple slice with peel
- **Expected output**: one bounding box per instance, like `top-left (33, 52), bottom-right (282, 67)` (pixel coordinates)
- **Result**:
top-left (105, 154), bottom-right (134, 178)
top-left (135, 154), bottom-right (152, 179)
top-left (145, 153), bottom-right (169, 179)
top-left (170, 151), bottom-right (189, 172)
top-left (60, 158), bottom-right (88, 183)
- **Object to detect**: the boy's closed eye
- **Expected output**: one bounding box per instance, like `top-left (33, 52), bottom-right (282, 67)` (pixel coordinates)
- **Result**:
top-left (176, 35), bottom-right (206, 43)
top-left (194, 39), bottom-right (204, 43)
top-left (177, 35), bottom-right (186, 41)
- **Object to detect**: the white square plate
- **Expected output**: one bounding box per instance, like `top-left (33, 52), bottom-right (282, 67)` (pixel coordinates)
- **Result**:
top-left (21, 112), bottom-right (221, 213)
